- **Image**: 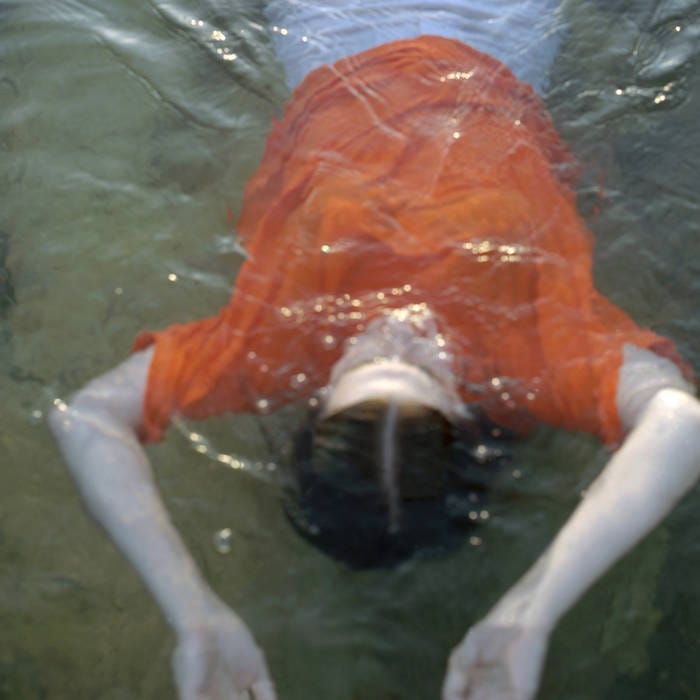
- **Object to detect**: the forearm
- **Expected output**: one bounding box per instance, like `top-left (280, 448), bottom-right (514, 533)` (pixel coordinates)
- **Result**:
top-left (49, 351), bottom-right (215, 633)
top-left (489, 387), bottom-right (700, 632)
top-left (51, 403), bottom-right (215, 631)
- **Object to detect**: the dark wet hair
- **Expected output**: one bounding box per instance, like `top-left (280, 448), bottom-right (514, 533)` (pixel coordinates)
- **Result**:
top-left (284, 400), bottom-right (513, 568)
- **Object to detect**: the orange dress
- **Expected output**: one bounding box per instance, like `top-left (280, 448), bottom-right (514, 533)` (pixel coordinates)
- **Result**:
top-left (133, 36), bottom-right (692, 445)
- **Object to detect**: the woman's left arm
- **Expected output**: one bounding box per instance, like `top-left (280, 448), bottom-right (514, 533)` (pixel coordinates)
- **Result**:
top-left (442, 349), bottom-right (700, 700)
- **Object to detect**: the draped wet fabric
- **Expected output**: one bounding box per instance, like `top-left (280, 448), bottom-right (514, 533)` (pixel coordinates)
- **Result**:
top-left (133, 36), bottom-right (692, 445)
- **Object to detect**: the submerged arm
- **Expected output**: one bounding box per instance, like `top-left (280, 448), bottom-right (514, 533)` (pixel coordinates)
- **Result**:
top-left (49, 349), bottom-right (276, 700)
top-left (443, 348), bottom-right (700, 700)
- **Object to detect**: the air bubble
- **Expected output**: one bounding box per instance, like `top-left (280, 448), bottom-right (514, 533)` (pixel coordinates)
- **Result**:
top-left (322, 334), bottom-right (336, 349)
top-left (291, 372), bottom-right (307, 388)
top-left (213, 528), bottom-right (233, 554)
top-left (256, 398), bottom-right (270, 413)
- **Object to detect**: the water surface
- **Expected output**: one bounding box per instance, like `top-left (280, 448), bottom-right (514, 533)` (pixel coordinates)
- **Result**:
top-left (2, 1), bottom-right (700, 698)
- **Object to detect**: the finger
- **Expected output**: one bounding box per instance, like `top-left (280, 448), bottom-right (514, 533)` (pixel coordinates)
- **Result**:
top-left (250, 678), bottom-right (278, 700)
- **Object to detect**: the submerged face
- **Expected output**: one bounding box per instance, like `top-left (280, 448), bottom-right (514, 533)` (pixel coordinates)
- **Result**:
top-left (285, 396), bottom-right (511, 568)
top-left (286, 399), bottom-right (453, 567)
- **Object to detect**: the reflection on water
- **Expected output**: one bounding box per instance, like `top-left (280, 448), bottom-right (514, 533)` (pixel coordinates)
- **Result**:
top-left (1, 1), bottom-right (700, 699)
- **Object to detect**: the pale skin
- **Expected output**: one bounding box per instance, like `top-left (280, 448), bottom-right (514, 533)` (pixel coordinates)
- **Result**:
top-left (49, 340), bottom-right (699, 700)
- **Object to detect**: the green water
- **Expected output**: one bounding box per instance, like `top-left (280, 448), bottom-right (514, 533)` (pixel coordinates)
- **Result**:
top-left (1, 1), bottom-right (699, 698)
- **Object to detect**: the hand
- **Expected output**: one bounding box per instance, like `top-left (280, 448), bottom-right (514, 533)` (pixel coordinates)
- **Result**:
top-left (442, 620), bottom-right (549, 700)
top-left (173, 598), bottom-right (277, 700)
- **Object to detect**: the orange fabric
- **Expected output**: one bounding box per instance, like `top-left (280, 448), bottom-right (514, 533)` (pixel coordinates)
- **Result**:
top-left (133, 36), bottom-right (693, 445)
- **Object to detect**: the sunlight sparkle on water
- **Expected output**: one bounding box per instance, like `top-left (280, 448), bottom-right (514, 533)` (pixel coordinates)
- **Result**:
top-left (217, 454), bottom-right (243, 469)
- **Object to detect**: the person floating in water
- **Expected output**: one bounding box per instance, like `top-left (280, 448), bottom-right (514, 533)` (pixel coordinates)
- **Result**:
top-left (50, 1), bottom-right (700, 699)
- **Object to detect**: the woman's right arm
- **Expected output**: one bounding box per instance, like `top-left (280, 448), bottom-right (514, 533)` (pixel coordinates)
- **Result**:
top-left (49, 348), bottom-right (276, 700)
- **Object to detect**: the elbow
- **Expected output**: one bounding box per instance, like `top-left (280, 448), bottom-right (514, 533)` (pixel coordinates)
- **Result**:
top-left (48, 398), bottom-right (96, 484)
top-left (644, 388), bottom-right (700, 432)
top-left (48, 394), bottom-right (136, 476)
top-left (48, 393), bottom-right (101, 444)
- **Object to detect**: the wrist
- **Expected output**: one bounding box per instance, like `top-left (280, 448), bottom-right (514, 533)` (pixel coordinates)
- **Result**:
top-left (486, 562), bottom-right (557, 634)
top-left (166, 583), bottom-right (221, 635)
